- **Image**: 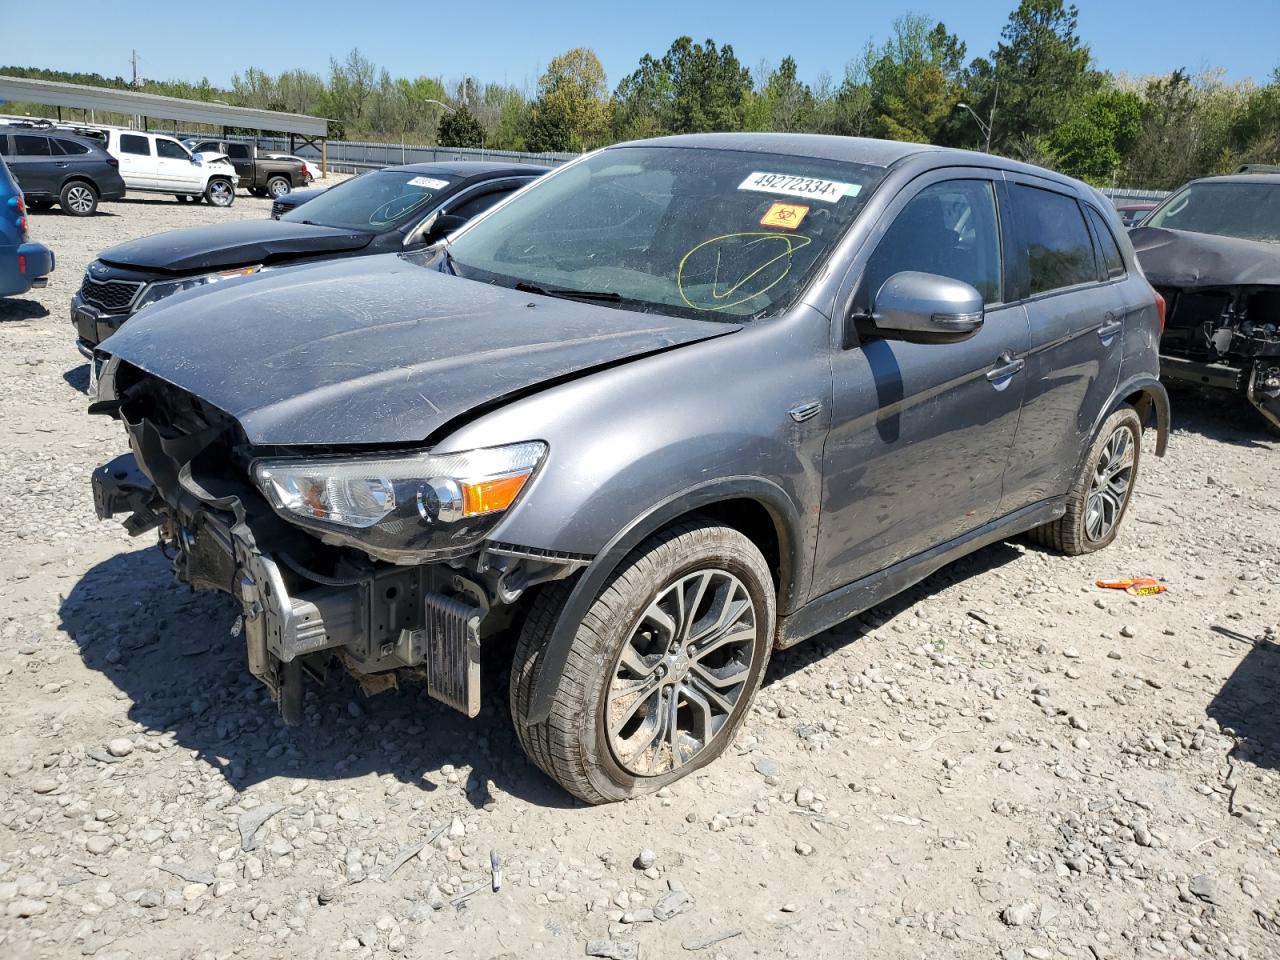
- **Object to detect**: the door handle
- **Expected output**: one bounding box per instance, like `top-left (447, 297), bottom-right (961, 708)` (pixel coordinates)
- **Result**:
top-left (55, 162), bottom-right (69, 168)
top-left (986, 354), bottom-right (1025, 382)
top-left (1098, 314), bottom-right (1123, 340)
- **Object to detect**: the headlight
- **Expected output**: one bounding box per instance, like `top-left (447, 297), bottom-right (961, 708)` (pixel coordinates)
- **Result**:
top-left (133, 265), bottom-right (261, 311)
top-left (252, 441), bottom-right (547, 561)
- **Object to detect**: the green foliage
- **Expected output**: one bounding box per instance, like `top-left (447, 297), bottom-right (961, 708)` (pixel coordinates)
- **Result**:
top-left (612, 38), bottom-right (752, 138)
top-left (526, 48), bottom-right (609, 152)
top-left (438, 106), bottom-right (485, 148)
top-left (1051, 88), bottom-right (1143, 184)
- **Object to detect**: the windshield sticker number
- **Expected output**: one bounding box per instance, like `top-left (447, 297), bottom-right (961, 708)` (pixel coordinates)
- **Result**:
top-left (407, 176), bottom-right (449, 190)
top-left (739, 172), bottom-right (859, 203)
top-left (760, 202), bottom-right (808, 229)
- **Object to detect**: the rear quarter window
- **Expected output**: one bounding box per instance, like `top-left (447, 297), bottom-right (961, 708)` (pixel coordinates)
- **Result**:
top-left (1012, 184), bottom-right (1098, 295)
top-left (1085, 206), bottom-right (1126, 280)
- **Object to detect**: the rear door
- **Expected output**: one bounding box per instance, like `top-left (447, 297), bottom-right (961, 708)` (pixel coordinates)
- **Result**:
top-left (999, 178), bottom-right (1124, 513)
top-left (814, 171), bottom-right (1030, 595)
top-left (224, 143), bottom-right (253, 187)
top-left (8, 134), bottom-right (59, 198)
top-left (115, 133), bottom-right (155, 189)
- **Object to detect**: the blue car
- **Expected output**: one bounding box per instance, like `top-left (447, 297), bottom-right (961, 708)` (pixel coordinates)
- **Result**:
top-left (1, 155), bottom-right (54, 297)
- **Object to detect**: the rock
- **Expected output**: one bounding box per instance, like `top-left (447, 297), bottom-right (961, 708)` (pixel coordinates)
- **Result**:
top-left (86, 836), bottom-right (115, 856)
top-left (654, 888), bottom-right (695, 921)
top-left (160, 862), bottom-right (215, 885)
top-left (1189, 874), bottom-right (1216, 904)
top-left (794, 787), bottom-right (815, 808)
top-left (10, 898), bottom-right (47, 917)
top-left (1002, 902), bottom-right (1037, 927)
top-left (105, 738), bottom-right (134, 758)
top-left (182, 882), bottom-right (208, 902)
top-left (1120, 625), bottom-right (1136, 638)
top-left (238, 802), bottom-right (284, 852)
top-left (996, 741), bottom-right (1015, 754)
top-left (794, 841), bottom-right (814, 857)
top-left (585, 939), bottom-right (639, 960)
top-left (1133, 825), bottom-right (1153, 847)
top-left (752, 756), bottom-right (781, 778)
top-left (635, 849), bottom-right (657, 870)
top-left (31, 777), bottom-right (58, 794)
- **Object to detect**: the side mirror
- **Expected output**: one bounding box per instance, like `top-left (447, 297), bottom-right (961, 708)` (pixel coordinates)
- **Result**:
top-left (859, 270), bottom-right (984, 345)
top-left (191, 154), bottom-right (203, 165)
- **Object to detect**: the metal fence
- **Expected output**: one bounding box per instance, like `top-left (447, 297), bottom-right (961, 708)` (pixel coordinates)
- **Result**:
top-left (247, 136), bottom-right (575, 173)
top-left (1099, 186), bottom-right (1171, 204)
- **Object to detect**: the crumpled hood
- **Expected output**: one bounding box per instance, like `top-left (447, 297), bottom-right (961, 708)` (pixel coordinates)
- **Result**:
top-left (101, 253), bottom-right (738, 445)
top-left (98, 220), bottom-right (375, 273)
top-left (1130, 226), bottom-right (1280, 289)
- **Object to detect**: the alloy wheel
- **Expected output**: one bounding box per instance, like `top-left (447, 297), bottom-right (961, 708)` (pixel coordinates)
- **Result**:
top-left (66, 185), bottom-right (94, 214)
top-left (209, 181), bottom-right (233, 206)
top-left (1085, 425), bottom-right (1135, 541)
top-left (605, 569), bottom-right (758, 777)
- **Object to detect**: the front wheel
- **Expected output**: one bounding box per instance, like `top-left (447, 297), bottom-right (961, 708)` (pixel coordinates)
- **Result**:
top-left (60, 181), bottom-right (98, 216)
top-left (511, 520), bottom-right (776, 804)
top-left (266, 176), bottom-right (291, 198)
top-left (205, 178), bottom-right (235, 207)
top-left (1030, 406), bottom-right (1143, 554)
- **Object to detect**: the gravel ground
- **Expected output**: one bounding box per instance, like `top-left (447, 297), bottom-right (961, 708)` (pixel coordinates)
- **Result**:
top-left (0, 192), bottom-right (1278, 960)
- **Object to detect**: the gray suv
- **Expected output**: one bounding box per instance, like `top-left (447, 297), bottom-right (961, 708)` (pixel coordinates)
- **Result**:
top-left (90, 134), bottom-right (1169, 803)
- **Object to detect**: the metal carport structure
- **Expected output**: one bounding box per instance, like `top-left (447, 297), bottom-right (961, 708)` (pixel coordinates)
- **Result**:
top-left (0, 75), bottom-right (330, 173)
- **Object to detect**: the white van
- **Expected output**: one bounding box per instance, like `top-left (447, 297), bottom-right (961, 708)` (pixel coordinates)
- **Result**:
top-left (104, 130), bottom-right (238, 206)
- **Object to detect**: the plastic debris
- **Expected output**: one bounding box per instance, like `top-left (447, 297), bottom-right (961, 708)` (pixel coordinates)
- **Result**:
top-left (1096, 577), bottom-right (1167, 596)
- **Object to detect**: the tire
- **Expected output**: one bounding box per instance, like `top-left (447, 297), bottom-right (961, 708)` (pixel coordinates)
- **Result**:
top-left (510, 519), bottom-right (776, 804)
top-left (59, 181), bottom-right (98, 216)
top-left (204, 178), bottom-right (235, 207)
top-left (1029, 405), bottom-right (1143, 555)
top-left (266, 176), bottom-right (291, 198)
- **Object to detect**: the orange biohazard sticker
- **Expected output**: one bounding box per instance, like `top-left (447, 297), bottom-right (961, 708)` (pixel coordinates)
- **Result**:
top-left (760, 202), bottom-right (808, 229)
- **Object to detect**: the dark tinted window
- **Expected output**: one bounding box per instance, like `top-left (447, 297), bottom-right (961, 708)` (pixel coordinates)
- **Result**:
top-left (448, 185), bottom-right (519, 221)
top-left (1013, 185), bottom-right (1097, 295)
top-left (119, 134), bottom-right (151, 156)
top-left (54, 138), bottom-right (91, 156)
top-left (193, 141), bottom-right (220, 153)
top-left (156, 139), bottom-right (188, 160)
top-left (14, 135), bottom-right (51, 157)
top-left (0, 136), bottom-right (10, 157)
top-left (1086, 206), bottom-right (1125, 279)
top-left (281, 168), bottom-right (459, 233)
top-left (864, 179), bottom-right (1003, 305)
top-left (227, 144), bottom-right (250, 160)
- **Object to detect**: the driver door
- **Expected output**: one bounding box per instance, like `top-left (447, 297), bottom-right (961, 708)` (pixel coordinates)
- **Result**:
top-left (812, 172), bottom-right (1030, 597)
top-left (155, 137), bottom-right (200, 191)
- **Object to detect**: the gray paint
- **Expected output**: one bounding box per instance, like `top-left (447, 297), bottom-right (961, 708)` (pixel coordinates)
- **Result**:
top-left (97, 133), bottom-right (1169, 708)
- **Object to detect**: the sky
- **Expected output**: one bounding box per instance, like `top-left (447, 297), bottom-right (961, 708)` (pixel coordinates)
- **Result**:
top-left (4, 0), bottom-right (1278, 94)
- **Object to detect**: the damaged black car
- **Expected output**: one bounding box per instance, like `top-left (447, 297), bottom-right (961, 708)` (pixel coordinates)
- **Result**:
top-left (1130, 172), bottom-right (1280, 431)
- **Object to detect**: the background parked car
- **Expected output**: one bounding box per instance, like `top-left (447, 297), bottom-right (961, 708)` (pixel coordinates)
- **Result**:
top-left (1114, 201), bottom-right (1158, 227)
top-left (187, 140), bottom-right (306, 198)
top-left (0, 125), bottom-right (126, 216)
top-left (269, 185), bottom-right (325, 219)
top-left (0, 155), bottom-right (54, 296)
top-left (72, 160), bottom-right (546, 354)
top-left (263, 153), bottom-right (319, 184)
top-left (104, 130), bottom-right (238, 207)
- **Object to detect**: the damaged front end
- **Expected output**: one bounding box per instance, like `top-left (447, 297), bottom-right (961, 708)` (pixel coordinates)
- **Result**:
top-left (90, 359), bottom-right (586, 724)
top-left (1154, 283), bottom-right (1280, 430)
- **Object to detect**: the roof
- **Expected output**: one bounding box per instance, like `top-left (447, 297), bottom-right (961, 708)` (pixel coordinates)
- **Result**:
top-left (623, 132), bottom-right (939, 167)
top-left (1188, 173), bottom-right (1280, 186)
top-left (0, 75), bottom-right (327, 138)
top-left (390, 160), bottom-right (551, 177)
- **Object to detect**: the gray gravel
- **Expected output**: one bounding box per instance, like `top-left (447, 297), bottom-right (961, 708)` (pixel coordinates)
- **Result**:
top-left (1, 189), bottom-right (1279, 959)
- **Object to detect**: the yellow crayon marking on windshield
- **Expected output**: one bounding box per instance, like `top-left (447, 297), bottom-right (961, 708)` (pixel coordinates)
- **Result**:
top-left (676, 232), bottom-right (812, 312)
top-left (760, 202), bottom-right (808, 229)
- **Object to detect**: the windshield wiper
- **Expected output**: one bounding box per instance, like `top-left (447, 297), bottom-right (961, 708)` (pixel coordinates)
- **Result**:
top-left (515, 281), bottom-right (621, 304)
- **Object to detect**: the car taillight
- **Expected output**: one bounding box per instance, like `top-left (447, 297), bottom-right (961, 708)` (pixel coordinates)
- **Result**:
top-left (18, 254), bottom-right (26, 274)
top-left (12, 195), bottom-right (27, 240)
top-left (106, 157), bottom-right (119, 168)
top-left (1152, 287), bottom-right (1166, 334)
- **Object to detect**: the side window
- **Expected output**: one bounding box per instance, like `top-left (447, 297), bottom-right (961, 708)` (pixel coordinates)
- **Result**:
top-left (194, 141), bottom-right (219, 153)
top-left (119, 134), bottom-right (151, 156)
top-left (54, 139), bottom-right (91, 156)
top-left (13, 135), bottom-right (52, 157)
top-left (227, 144), bottom-right (250, 160)
top-left (1012, 185), bottom-right (1097, 295)
top-left (156, 139), bottom-right (188, 160)
top-left (864, 179), bottom-right (1003, 306)
top-left (448, 186), bottom-right (518, 221)
top-left (1085, 206), bottom-right (1126, 280)
top-left (0, 136), bottom-right (9, 157)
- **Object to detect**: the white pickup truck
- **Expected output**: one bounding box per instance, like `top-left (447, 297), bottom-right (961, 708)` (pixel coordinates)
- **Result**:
top-left (104, 130), bottom-right (238, 206)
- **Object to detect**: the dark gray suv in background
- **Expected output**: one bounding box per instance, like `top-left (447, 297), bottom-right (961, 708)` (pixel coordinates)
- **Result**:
top-left (90, 133), bottom-right (1169, 803)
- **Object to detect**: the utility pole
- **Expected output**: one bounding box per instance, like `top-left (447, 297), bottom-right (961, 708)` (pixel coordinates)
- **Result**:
top-left (131, 49), bottom-right (139, 88)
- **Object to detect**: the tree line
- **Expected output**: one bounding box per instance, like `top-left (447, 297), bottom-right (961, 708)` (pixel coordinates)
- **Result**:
top-left (5, 0), bottom-right (1279, 189)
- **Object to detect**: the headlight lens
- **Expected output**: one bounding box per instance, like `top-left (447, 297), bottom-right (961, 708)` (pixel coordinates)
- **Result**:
top-left (134, 265), bottom-right (261, 311)
top-left (252, 442), bottom-right (547, 559)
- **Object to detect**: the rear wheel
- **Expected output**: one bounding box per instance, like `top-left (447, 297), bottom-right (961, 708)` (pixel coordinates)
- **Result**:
top-left (266, 176), bottom-right (291, 198)
top-left (60, 181), bottom-right (98, 216)
top-left (205, 178), bottom-right (235, 207)
top-left (1029, 406), bottom-right (1143, 555)
top-left (510, 520), bottom-right (775, 804)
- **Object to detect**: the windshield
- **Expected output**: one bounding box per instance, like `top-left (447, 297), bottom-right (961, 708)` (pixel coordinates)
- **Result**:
top-left (1147, 181), bottom-right (1280, 243)
top-left (282, 169), bottom-right (457, 233)
top-left (445, 146), bottom-right (884, 320)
